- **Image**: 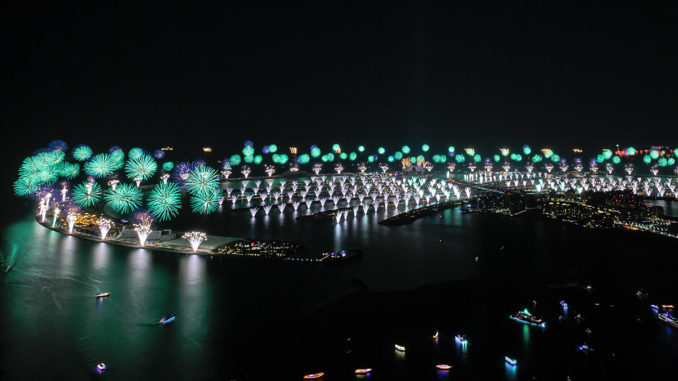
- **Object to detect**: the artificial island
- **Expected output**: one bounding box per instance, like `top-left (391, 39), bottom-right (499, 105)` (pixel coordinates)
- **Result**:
top-left (11, 141), bottom-right (678, 265)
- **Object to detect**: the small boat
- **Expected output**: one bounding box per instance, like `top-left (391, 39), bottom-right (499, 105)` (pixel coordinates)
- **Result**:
top-left (658, 312), bottom-right (678, 328)
top-left (394, 344), bottom-right (406, 352)
top-left (509, 308), bottom-right (546, 327)
top-left (303, 372), bottom-right (325, 379)
top-left (354, 368), bottom-right (372, 375)
top-left (432, 330), bottom-right (439, 339)
top-left (505, 356), bottom-right (517, 366)
top-left (159, 313), bottom-right (176, 324)
top-left (560, 301), bottom-right (568, 308)
top-left (436, 364), bottom-right (452, 370)
top-left (661, 304), bottom-right (675, 310)
top-left (578, 344), bottom-right (594, 352)
top-left (95, 363), bottom-right (107, 374)
top-left (95, 292), bottom-right (111, 298)
top-left (454, 334), bottom-right (468, 345)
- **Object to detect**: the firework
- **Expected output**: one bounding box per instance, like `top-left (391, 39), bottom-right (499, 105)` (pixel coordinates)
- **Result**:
top-left (110, 148), bottom-right (125, 167)
top-left (85, 153), bottom-right (117, 178)
top-left (52, 205), bottom-right (61, 227)
top-left (124, 154), bottom-right (158, 182)
top-left (104, 183), bottom-right (143, 215)
top-left (182, 231), bottom-right (207, 252)
top-left (97, 218), bottom-right (114, 240)
top-left (54, 162), bottom-right (78, 180)
top-left (152, 149), bottom-right (165, 159)
top-left (185, 165), bottom-right (220, 196)
top-left (38, 199), bottom-right (48, 222)
top-left (163, 161), bottom-right (175, 172)
top-left (60, 182), bottom-right (68, 201)
top-left (13, 177), bottom-right (38, 196)
top-left (190, 188), bottom-right (223, 215)
top-left (72, 145), bottom-right (93, 161)
top-left (48, 140), bottom-right (69, 152)
top-left (128, 147), bottom-right (145, 161)
top-left (298, 154), bottom-right (310, 164)
top-left (133, 213), bottom-right (154, 246)
top-left (66, 211), bottom-right (78, 233)
top-left (19, 155), bottom-right (59, 186)
top-left (241, 166), bottom-right (251, 178)
top-left (147, 182), bottom-right (182, 221)
top-left (72, 181), bottom-right (103, 208)
top-left (229, 154), bottom-right (242, 166)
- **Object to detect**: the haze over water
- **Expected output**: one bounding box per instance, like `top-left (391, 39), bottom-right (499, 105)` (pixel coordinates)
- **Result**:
top-left (2, 200), bottom-right (678, 380)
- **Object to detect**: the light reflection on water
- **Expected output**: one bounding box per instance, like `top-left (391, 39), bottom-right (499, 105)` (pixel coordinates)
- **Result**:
top-left (3, 201), bottom-right (678, 379)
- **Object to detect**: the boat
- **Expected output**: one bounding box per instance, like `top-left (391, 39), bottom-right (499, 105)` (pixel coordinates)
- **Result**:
top-left (509, 308), bottom-right (546, 327)
top-left (95, 363), bottom-right (107, 374)
top-left (578, 344), bottom-right (594, 352)
top-left (454, 334), bottom-right (468, 345)
top-left (394, 344), bottom-right (406, 352)
top-left (436, 364), bottom-right (452, 370)
top-left (432, 330), bottom-right (439, 339)
top-left (318, 249), bottom-right (364, 263)
top-left (505, 356), bottom-right (517, 366)
top-left (560, 301), bottom-right (568, 308)
top-left (354, 368), bottom-right (372, 375)
top-left (159, 313), bottom-right (175, 324)
top-left (658, 312), bottom-right (678, 328)
top-left (303, 372), bottom-right (325, 379)
top-left (95, 292), bottom-right (111, 298)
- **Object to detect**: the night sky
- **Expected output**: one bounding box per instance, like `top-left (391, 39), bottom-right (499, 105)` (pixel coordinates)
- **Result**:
top-left (2, 2), bottom-right (677, 163)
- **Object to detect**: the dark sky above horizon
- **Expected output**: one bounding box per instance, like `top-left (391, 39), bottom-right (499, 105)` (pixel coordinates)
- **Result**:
top-left (2, 1), bottom-right (677, 162)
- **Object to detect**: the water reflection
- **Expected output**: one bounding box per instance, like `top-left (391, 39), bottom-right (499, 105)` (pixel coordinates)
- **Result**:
top-left (92, 243), bottom-right (112, 270)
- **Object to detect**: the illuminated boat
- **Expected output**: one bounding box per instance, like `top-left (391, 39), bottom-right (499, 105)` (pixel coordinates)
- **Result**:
top-left (95, 363), bottom-right (108, 374)
top-left (560, 301), bottom-right (568, 308)
top-left (432, 330), bottom-right (439, 339)
top-left (95, 292), bottom-right (111, 298)
top-left (354, 368), bottom-right (372, 375)
top-left (159, 313), bottom-right (175, 324)
top-left (505, 356), bottom-right (517, 366)
top-left (436, 364), bottom-right (452, 370)
top-left (578, 344), bottom-right (594, 352)
top-left (509, 308), bottom-right (546, 327)
top-left (303, 372), bottom-right (325, 379)
top-left (658, 312), bottom-right (678, 328)
top-left (454, 334), bottom-right (468, 345)
top-left (394, 344), bottom-right (406, 352)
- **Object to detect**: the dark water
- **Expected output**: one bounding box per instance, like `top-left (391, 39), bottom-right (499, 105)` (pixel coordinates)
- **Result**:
top-left (2, 201), bottom-right (678, 380)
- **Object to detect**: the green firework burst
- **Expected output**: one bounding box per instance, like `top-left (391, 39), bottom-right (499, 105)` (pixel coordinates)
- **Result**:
top-left (147, 182), bottom-right (182, 221)
top-left (185, 165), bottom-right (220, 196)
top-left (72, 145), bottom-right (93, 161)
top-left (104, 183), bottom-right (143, 215)
top-left (190, 188), bottom-right (223, 215)
top-left (85, 154), bottom-right (118, 178)
top-left (72, 181), bottom-right (103, 208)
top-left (57, 162), bottom-right (80, 179)
top-left (128, 147), bottom-right (145, 160)
top-left (13, 176), bottom-right (38, 196)
top-left (124, 155), bottom-right (158, 181)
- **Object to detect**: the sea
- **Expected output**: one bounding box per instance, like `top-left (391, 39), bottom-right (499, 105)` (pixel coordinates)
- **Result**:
top-left (2, 195), bottom-right (678, 380)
